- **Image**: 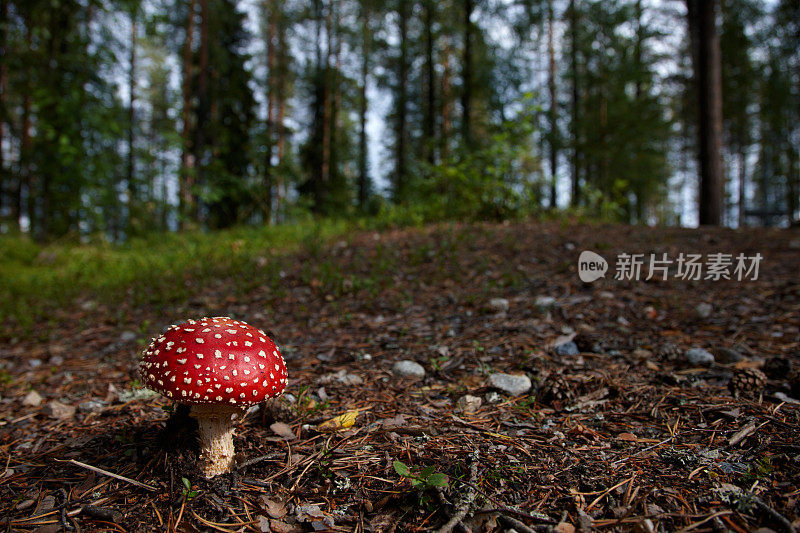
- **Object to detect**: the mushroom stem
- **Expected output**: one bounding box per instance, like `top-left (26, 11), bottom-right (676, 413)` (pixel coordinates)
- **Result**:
top-left (190, 404), bottom-right (246, 478)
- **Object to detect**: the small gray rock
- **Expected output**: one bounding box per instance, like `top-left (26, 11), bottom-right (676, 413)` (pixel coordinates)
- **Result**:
top-left (488, 373), bottom-right (532, 396)
top-left (489, 298), bottom-right (510, 312)
top-left (485, 391), bottom-right (502, 403)
top-left (685, 347), bottom-right (715, 366)
top-left (555, 342), bottom-right (580, 356)
top-left (392, 360), bottom-right (426, 379)
top-left (42, 400), bottom-right (76, 420)
top-left (120, 331), bottom-right (137, 342)
top-left (696, 303), bottom-right (713, 319)
top-left (29, 359), bottom-right (42, 368)
top-left (456, 395), bottom-right (482, 414)
top-left (535, 295), bottom-right (556, 308)
top-left (22, 390), bottom-right (43, 407)
top-left (320, 369), bottom-right (364, 385)
top-left (77, 400), bottom-right (105, 413)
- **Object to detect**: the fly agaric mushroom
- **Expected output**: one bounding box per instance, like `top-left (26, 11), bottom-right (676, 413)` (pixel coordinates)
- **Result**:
top-left (139, 317), bottom-right (287, 478)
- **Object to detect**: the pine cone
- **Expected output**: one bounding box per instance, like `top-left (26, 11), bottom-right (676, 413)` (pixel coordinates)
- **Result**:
top-left (729, 368), bottom-right (767, 399)
top-left (538, 373), bottom-right (574, 406)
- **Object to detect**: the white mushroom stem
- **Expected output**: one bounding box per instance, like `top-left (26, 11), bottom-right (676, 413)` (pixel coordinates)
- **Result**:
top-left (190, 404), bottom-right (246, 478)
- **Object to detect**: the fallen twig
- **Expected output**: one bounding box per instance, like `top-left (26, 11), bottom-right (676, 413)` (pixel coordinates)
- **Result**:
top-left (436, 462), bottom-right (478, 533)
top-left (59, 459), bottom-right (158, 492)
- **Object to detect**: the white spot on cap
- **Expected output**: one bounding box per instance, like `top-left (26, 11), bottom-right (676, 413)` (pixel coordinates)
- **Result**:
top-left (170, 376), bottom-right (176, 382)
top-left (184, 328), bottom-right (195, 332)
top-left (244, 341), bottom-right (253, 347)
top-left (239, 393), bottom-right (246, 399)
top-left (229, 354), bottom-right (235, 360)
top-left (243, 369), bottom-right (250, 375)
top-left (225, 388), bottom-right (233, 393)
top-left (220, 366), bottom-right (227, 370)
top-left (214, 334), bottom-right (222, 338)
top-left (177, 347), bottom-right (186, 354)
top-left (197, 353), bottom-right (203, 359)
top-left (214, 350), bottom-right (222, 358)
top-left (216, 396), bottom-right (222, 401)
top-left (195, 338), bottom-right (204, 344)
top-left (244, 356), bottom-right (250, 363)
top-left (227, 329), bottom-right (237, 334)
top-left (259, 350), bottom-right (266, 358)
top-left (202, 328), bottom-right (211, 332)
top-left (252, 390), bottom-right (258, 396)
top-left (184, 378), bottom-right (192, 384)
top-left (232, 370), bottom-right (238, 376)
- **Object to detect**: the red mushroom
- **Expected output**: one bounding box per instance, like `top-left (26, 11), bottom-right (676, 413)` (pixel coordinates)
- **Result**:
top-left (139, 317), bottom-right (287, 478)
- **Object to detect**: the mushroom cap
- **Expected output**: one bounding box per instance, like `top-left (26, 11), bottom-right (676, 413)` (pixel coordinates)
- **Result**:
top-left (139, 317), bottom-right (288, 406)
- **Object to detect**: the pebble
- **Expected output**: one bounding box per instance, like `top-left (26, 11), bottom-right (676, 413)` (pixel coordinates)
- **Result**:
top-left (78, 400), bottom-right (105, 413)
top-left (535, 296), bottom-right (556, 308)
top-left (392, 360), bottom-right (426, 379)
top-left (488, 373), bottom-right (532, 396)
top-left (22, 390), bottom-right (43, 407)
top-left (696, 303), bottom-right (713, 319)
top-left (320, 369), bottom-right (364, 386)
top-left (42, 400), bottom-right (76, 420)
top-left (120, 331), bottom-right (137, 342)
top-left (489, 298), bottom-right (510, 312)
top-left (29, 359), bottom-right (42, 368)
top-left (456, 395), bottom-right (482, 414)
top-left (555, 342), bottom-right (580, 356)
top-left (714, 347), bottom-right (744, 364)
top-left (485, 391), bottom-right (502, 403)
top-left (685, 347), bottom-right (715, 366)
top-left (554, 523), bottom-right (576, 533)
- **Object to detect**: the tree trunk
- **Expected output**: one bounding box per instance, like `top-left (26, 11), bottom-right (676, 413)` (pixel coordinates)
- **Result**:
top-left (395, 0), bottom-right (409, 203)
top-left (788, 145), bottom-right (799, 224)
top-left (569, 0), bottom-right (580, 207)
top-left (441, 37), bottom-right (452, 161)
top-left (321, 0), bottom-right (333, 188)
top-left (687, 0), bottom-right (724, 226)
top-left (423, 0), bottom-right (436, 165)
top-left (274, 8), bottom-right (288, 220)
top-left (127, 10), bottom-right (137, 234)
top-left (264, 0), bottom-right (277, 224)
top-left (194, 0), bottom-right (209, 222)
top-left (358, 5), bottom-right (370, 210)
top-left (547, 0), bottom-right (558, 209)
top-left (737, 148), bottom-right (747, 227)
top-left (22, 21), bottom-right (33, 234)
top-left (0, 0), bottom-right (6, 225)
top-left (461, 0), bottom-right (474, 150)
top-left (180, 0), bottom-right (197, 229)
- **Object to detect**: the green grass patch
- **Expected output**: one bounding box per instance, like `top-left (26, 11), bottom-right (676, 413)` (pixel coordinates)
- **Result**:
top-left (0, 219), bottom-right (354, 334)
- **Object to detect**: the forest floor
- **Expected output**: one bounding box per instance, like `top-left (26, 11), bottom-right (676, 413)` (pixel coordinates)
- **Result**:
top-left (1, 220), bottom-right (800, 532)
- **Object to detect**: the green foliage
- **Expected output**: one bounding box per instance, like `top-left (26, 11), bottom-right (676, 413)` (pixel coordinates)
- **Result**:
top-left (393, 460), bottom-right (449, 490)
top-left (181, 477), bottom-right (199, 500)
top-left (0, 219), bottom-right (352, 333)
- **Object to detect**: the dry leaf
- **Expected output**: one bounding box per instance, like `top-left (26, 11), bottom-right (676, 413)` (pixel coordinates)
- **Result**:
top-left (270, 422), bottom-right (296, 440)
top-left (317, 409), bottom-right (359, 431)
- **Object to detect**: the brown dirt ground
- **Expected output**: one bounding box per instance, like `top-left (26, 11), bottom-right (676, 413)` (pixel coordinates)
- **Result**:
top-left (2, 220), bottom-right (800, 532)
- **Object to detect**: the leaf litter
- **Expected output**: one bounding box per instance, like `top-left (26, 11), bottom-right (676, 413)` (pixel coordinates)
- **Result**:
top-left (1, 221), bottom-right (799, 531)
